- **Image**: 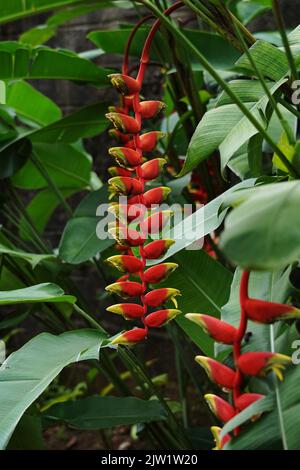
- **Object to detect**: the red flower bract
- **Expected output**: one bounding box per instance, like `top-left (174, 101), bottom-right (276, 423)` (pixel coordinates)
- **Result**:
top-left (244, 298), bottom-right (300, 324)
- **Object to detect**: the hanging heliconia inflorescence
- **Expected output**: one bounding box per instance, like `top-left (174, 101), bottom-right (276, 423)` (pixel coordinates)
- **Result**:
top-left (186, 271), bottom-right (299, 449)
top-left (105, 2), bottom-right (185, 346)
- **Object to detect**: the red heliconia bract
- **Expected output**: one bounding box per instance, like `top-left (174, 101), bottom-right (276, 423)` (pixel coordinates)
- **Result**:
top-left (141, 210), bottom-right (172, 234)
top-left (106, 255), bottom-right (143, 273)
top-left (106, 112), bottom-right (141, 134)
top-left (142, 187), bottom-right (171, 206)
top-left (140, 158), bottom-right (167, 180)
top-left (106, 303), bottom-right (144, 320)
top-left (108, 176), bottom-right (144, 196)
top-left (144, 309), bottom-right (181, 327)
top-left (186, 314), bottom-right (237, 345)
top-left (109, 73), bottom-right (141, 96)
top-left (235, 393), bottom-right (264, 412)
top-left (143, 239), bottom-right (175, 259)
top-left (144, 288), bottom-right (181, 308)
top-left (105, 281), bottom-right (144, 298)
top-left (143, 263), bottom-right (178, 284)
top-left (126, 131), bottom-right (165, 152)
top-left (111, 328), bottom-right (147, 345)
top-left (244, 298), bottom-right (300, 324)
top-left (109, 226), bottom-right (146, 247)
top-left (195, 356), bottom-right (236, 390)
top-left (109, 147), bottom-right (142, 169)
top-left (108, 166), bottom-right (132, 177)
top-left (237, 351), bottom-right (291, 380)
top-left (139, 100), bottom-right (166, 119)
top-left (204, 394), bottom-right (236, 423)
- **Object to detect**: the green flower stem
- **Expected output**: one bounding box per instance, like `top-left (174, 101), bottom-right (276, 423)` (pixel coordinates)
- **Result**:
top-left (272, 0), bottom-right (298, 82)
top-left (141, 0), bottom-right (300, 178)
top-left (270, 324), bottom-right (288, 450)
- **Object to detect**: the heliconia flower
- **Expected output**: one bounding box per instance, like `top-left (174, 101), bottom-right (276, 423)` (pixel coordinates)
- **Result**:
top-left (185, 314), bottom-right (237, 345)
top-left (109, 225), bottom-right (146, 247)
top-left (143, 239), bottom-right (175, 259)
top-left (204, 394), bottom-right (236, 423)
top-left (237, 352), bottom-right (292, 381)
top-left (141, 210), bottom-right (172, 234)
top-left (108, 166), bottom-right (132, 177)
top-left (109, 129), bottom-right (131, 143)
top-left (144, 288), bottom-right (181, 308)
top-left (108, 176), bottom-right (144, 196)
top-left (195, 356), bottom-right (236, 390)
top-left (106, 281), bottom-right (144, 298)
top-left (140, 158), bottom-right (167, 181)
top-left (106, 112), bottom-right (141, 134)
top-left (111, 328), bottom-right (147, 345)
top-left (108, 73), bottom-right (141, 96)
top-left (106, 303), bottom-right (144, 319)
top-left (235, 393), bottom-right (264, 412)
top-left (109, 147), bottom-right (142, 169)
top-left (244, 298), bottom-right (300, 324)
top-left (139, 101), bottom-right (166, 119)
top-left (211, 426), bottom-right (231, 450)
top-left (116, 274), bottom-right (130, 282)
top-left (144, 309), bottom-right (181, 327)
top-left (106, 255), bottom-right (143, 273)
top-left (143, 263), bottom-right (178, 284)
top-left (142, 187), bottom-right (171, 206)
top-left (127, 131), bottom-right (165, 152)
top-left (109, 203), bottom-right (146, 223)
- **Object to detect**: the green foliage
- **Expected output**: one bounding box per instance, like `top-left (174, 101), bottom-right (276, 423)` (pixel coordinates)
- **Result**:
top-left (0, 330), bottom-right (106, 449)
top-left (0, 0), bottom-right (299, 452)
top-left (44, 396), bottom-right (167, 429)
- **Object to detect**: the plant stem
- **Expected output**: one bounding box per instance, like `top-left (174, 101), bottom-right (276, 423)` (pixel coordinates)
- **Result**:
top-left (270, 324), bottom-right (288, 450)
top-left (272, 0), bottom-right (297, 82)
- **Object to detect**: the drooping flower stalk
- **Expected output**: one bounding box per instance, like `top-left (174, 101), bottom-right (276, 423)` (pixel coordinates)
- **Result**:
top-left (187, 270), bottom-right (294, 449)
top-left (105, 2), bottom-right (185, 345)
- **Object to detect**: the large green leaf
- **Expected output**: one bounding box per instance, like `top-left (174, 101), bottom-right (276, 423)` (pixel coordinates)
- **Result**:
top-left (0, 283), bottom-right (75, 305)
top-left (0, 0), bottom-right (127, 24)
top-left (6, 80), bottom-right (61, 125)
top-left (0, 0), bottom-right (83, 23)
top-left (20, 1), bottom-right (120, 46)
top-left (44, 396), bottom-right (166, 429)
top-left (59, 186), bottom-right (114, 264)
top-left (235, 40), bottom-right (288, 81)
top-left (220, 181), bottom-right (300, 270)
top-left (159, 250), bottom-right (232, 356)
top-left (0, 243), bottom-right (55, 269)
top-left (180, 78), bottom-right (285, 176)
top-left (0, 42), bottom-right (112, 84)
top-left (12, 143), bottom-right (92, 189)
top-left (0, 329), bottom-right (106, 449)
top-left (88, 27), bottom-right (239, 71)
top-left (147, 179), bottom-right (256, 265)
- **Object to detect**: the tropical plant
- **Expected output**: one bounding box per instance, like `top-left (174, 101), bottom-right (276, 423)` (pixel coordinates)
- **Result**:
top-left (0, 0), bottom-right (300, 452)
